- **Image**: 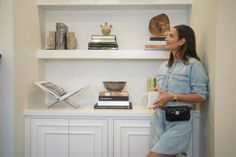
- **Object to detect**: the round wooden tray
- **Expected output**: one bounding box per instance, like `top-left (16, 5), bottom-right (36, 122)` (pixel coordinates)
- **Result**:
top-left (149, 13), bottom-right (170, 37)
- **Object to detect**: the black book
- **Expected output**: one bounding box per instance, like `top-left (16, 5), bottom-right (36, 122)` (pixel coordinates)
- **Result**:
top-left (88, 47), bottom-right (118, 50)
top-left (99, 96), bottom-right (129, 101)
top-left (94, 102), bottom-right (132, 109)
top-left (88, 45), bottom-right (118, 48)
top-left (149, 36), bottom-right (166, 41)
top-left (88, 42), bottom-right (118, 46)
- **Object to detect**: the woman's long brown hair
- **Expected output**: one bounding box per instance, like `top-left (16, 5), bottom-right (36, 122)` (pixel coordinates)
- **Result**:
top-left (167, 25), bottom-right (200, 67)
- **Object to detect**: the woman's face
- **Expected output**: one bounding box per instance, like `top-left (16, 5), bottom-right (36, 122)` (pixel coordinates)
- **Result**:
top-left (165, 28), bottom-right (184, 52)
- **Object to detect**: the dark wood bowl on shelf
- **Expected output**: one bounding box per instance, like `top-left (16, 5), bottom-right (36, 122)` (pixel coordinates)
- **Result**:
top-left (103, 81), bottom-right (126, 91)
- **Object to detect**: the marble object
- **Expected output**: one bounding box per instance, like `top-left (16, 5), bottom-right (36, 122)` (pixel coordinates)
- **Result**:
top-left (46, 31), bottom-right (56, 49)
top-left (66, 32), bottom-right (77, 49)
top-left (56, 23), bottom-right (68, 49)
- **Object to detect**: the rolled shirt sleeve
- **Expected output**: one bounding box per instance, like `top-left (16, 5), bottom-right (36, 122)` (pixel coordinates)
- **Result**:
top-left (190, 61), bottom-right (208, 100)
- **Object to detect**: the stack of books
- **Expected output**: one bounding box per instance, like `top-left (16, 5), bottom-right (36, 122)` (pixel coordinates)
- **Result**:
top-left (88, 35), bottom-right (118, 50)
top-left (94, 91), bottom-right (132, 109)
top-left (145, 36), bottom-right (167, 50)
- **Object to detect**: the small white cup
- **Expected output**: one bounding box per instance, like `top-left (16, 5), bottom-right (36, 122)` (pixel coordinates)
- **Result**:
top-left (147, 91), bottom-right (160, 108)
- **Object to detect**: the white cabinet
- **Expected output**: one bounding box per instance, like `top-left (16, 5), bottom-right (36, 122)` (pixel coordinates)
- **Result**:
top-left (24, 107), bottom-right (200, 157)
top-left (69, 119), bottom-right (108, 157)
top-left (30, 119), bottom-right (69, 157)
top-left (29, 118), bottom-right (107, 157)
top-left (114, 119), bottom-right (150, 157)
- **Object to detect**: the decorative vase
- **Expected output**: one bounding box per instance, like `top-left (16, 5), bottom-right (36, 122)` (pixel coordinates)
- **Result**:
top-left (100, 22), bottom-right (112, 35)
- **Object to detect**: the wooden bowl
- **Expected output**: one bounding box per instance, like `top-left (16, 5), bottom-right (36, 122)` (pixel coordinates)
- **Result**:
top-left (103, 81), bottom-right (126, 91)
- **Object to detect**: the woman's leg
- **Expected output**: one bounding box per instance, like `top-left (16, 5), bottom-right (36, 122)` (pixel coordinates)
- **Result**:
top-left (147, 151), bottom-right (176, 157)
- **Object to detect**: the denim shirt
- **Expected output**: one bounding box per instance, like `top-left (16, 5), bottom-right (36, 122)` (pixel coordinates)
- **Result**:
top-left (157, 57), bottom-right (208, 107)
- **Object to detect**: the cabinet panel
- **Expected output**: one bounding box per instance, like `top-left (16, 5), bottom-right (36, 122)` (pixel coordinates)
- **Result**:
top-left (31, 118), bottom-right (69, 157)
top-left (114, 119), bottom-right (150, 157)
top-left (69, 119), bottom-right (108, 157)
top-left (25, 111), bottom-right (200, 157)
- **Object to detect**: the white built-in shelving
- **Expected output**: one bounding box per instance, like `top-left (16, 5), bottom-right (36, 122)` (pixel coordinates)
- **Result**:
top-left (37, 49), bottom-right (169, 59)
top-left (37, 0), bottom-right (193, 8)
top-left (27, 1), bottom-right (198, 156)
top-left (35, 0), bottom-right (192, 106)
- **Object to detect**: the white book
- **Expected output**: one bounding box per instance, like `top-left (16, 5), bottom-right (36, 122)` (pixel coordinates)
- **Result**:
top-left (145, 40), bottom-right (166, 45)
top-left (91, 39), bottom-right (116, 43)
top-left (33, 81), bottom-right (88, 101)
top-left (92, 35), bottom-right (116, 40)
top-left (97, 101), bottom-right (130, 106)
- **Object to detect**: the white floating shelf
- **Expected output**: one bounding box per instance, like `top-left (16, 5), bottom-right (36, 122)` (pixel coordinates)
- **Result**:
top-left (37, 49), bottom-right (169, 60)
top-left (37, 0), bottom-right (192, 5)
top-left (37, 0), bottom-right (192, 10)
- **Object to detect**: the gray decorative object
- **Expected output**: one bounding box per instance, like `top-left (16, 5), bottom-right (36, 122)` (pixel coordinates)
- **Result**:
top-left (66, 32), bottom-right (77, 49)
top-left (46, 31), bottom-right (56, 49)
top-left (56, 23), bottom-right (68, 49)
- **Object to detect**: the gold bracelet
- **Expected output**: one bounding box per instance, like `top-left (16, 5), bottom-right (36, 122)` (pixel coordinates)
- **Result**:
top-left (170, 93), bottom-right (177, 101)
top-left (173, 94), bottom-right (177, 101)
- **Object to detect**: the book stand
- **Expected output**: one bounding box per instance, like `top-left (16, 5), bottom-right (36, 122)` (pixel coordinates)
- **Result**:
top-left (47, 97), bottom-right (76, 108)
top-left (34, 81), bottom-right (88, 108)
top-left (46, 88), bottom-right (86, 108)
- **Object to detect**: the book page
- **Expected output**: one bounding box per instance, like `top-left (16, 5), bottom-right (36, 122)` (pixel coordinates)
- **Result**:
top-left (34, 81), bottom-right (66, 99)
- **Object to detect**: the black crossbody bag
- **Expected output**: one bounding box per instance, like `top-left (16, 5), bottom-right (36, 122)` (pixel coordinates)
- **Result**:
top-left (162, 106), bottom-right (191, 121)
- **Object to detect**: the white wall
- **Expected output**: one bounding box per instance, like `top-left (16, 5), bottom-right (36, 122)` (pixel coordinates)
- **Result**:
top-left (13, 0), bottom-right (40, 156)
top-left (0, 0), bottom-right (14, 157)
top-left (1, 0), bottom-right (40, 157)
top-left (192, 0), bottom-right (236, 157)
top-left (190, 0), bottom-right (216, 157)
top-left (215, 0), bottom-right (236, 156)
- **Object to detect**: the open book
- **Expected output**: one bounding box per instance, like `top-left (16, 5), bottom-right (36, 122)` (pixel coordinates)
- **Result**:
top-left (34, 81), bottom-right (88, 107)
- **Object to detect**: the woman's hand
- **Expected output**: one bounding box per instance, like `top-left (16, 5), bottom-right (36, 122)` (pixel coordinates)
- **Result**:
top-left (153, 87), bottom-right (173, 108)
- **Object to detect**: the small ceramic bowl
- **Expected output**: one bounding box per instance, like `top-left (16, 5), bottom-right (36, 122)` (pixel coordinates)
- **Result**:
top-left (103, 81), bottom-right (126, 91)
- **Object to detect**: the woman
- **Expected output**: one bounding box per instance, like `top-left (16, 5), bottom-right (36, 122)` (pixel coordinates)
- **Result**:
top-left (147, 25), bottom-right (208, 157)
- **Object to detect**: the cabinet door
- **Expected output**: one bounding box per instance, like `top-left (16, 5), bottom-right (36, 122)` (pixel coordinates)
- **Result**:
top-left (31, 118), bottom-right (69, 157)
top-left (114, 119), bottom-right (150, 157)
top-left (69, 119), bottom-right (108, 157)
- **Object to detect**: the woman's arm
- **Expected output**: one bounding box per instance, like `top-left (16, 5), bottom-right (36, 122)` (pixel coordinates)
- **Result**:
top-left (170, 92), bottom-right (204, 103)
top-left (153, 87), bottom-right (204, 108)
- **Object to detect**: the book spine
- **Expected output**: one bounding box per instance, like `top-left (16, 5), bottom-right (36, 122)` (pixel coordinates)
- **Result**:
top-left (99, 91), bottom-right (129, 96)
top-left (145, 44), bottom-right (166, 49)
top-left (97, 101), bottom-right (130, 106)
top-left (94, 103), bottom-right (132, 109)
top-left (99, 96), bottom-right (129, 101)
top-left (92, 39), bottom-right (116, 43)
top-left (149, 36), bottom-right (166, 41)
top-left (88, 46), bottom-right (118, 50)
top-left (92, 35), bottom-right (116, 40)
top-left (145, 40), bottom-right (166, 45)
top-left (94, 105), bottom-right (132, 109)
top-left (88, 42), bottom-right (118, 45)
